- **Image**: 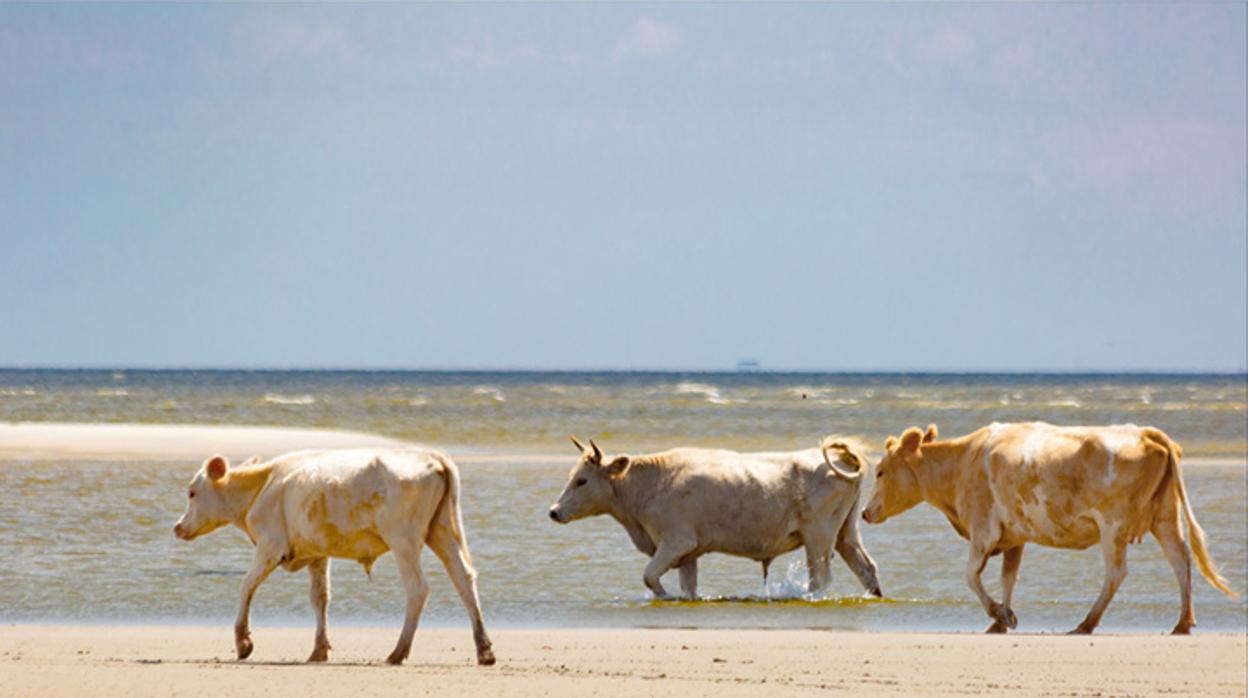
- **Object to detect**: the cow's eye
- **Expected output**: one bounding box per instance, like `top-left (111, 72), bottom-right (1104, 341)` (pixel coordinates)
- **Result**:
top-left (575, 477), bottom-right (588, 487)
top-left (188, 491), bottom-right (195, 499)
top-left (876, 470), bottom-right (886, 479)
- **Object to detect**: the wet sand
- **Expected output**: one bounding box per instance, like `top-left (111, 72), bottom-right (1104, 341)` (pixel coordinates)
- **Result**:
top-left (1, 625), bottom-right (1244, 697)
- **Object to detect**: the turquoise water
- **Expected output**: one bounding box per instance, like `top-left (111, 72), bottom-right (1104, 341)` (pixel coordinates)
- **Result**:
top-left (0, 370), bottom-right (1244, 632)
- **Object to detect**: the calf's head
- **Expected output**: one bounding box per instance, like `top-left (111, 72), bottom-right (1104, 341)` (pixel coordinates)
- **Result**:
top-left (548, 437), bottom-right (629, 524)
top-left (173, 454), bottom-right (236, 541)
top-left (862, 425), bottom-right (937, 525)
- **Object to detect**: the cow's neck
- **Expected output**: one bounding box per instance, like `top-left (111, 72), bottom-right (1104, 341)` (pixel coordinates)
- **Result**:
top-left (607, 462), bottom-right (661, 525)
top-left (913, 443), bottom-right (963, 518)
top-left (222, 463), bottom-right (276, 529)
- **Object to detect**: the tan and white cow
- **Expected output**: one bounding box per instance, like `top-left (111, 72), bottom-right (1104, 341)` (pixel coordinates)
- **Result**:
top-left (862, 422), bottom-right (1236, 634)
top-left (549, 437), bottom-right (882, 599)
top-left (173, 448), bottom-right (495, 666)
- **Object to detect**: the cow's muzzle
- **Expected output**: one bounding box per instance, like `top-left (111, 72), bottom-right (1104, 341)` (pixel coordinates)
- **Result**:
top-left (548, 508), bottom-right (563, 523)
top-left (173, 523), bottom-right (191, 540)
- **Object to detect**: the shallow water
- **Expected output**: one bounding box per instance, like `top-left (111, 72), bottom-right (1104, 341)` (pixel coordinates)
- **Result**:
top-left (0, 370), bottom-right (1244, 631)
top-left (1, 459), bottom-right (1244, 632)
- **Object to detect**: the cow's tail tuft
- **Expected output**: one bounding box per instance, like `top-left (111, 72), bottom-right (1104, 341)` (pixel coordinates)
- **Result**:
top-left (1164, 435), bottom-right (1237, 598)
top-left (430, 451), bottom-right (472, 565)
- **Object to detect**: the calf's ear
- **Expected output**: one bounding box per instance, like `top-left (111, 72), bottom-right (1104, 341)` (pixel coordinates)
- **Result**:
top-left (205, 455), bottom-right (229, 481)
top-left (602, 455), bottom-right (630, 478)
top-left (884, 436), bottom-right (898, 452)
top-left (923, 424), bottom-right (938, 443)
top-left (899, 427), bottom-right (925, 454)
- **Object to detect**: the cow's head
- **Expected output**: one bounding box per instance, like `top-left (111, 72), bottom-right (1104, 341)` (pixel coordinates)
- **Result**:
top-left (173, 454), bottom-right (245, 541)
top-left (862, 425), bottom-right (937, 525)
top-left (548, 436), bottom-right (629, 524)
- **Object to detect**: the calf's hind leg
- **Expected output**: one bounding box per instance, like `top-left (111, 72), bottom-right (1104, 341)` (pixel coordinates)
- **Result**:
top-left (1152, 507), bottom-right (1195, 634)
top-left (426, 523), bottom-right (496, 665)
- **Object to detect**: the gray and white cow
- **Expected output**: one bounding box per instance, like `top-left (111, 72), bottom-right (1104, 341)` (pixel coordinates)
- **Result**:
top-left (173, 448), bottom-right (495, 665)
top-left (548, 437), bottom-right (882, 598)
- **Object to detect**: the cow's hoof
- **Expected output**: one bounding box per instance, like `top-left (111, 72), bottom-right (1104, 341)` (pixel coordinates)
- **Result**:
top-left (1170, 624), bottom-right (1193, 635)
top-left (385, 650), bottom-right (406, 665)
top-left (236, 637), bottom-right (254, 661)
top-left (985, 620), bottom-right (1010, 634)
top-left (477, 647), bottom-right (496, 666)
top-left (990, 603), bottom-right (1018, 630)
top-left (1067, 624), bottom-right (1095, 635)
top-left (307, 646), bottom-right (330, 662)
top-left (868, 586), bottom-right (883, 599)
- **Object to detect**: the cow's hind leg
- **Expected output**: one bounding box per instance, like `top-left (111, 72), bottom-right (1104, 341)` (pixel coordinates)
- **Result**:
top-left (385, 539), bottom-right (431, 665)
top-left (1152, 505), bottom-right (1195, 634)
top-left (987, 546), bottom-right (1024, 633)
top-left (835, 520), bottom-right (883, 597)
top-left (1070, 530), bottom-right (1129, 635)
top-left (966, 538), bottom-right (1016, 633)
top-left (804, 538), bottom-right (834, 594)
top-left (307, 558), bottom-right (331, 662)
top-left (678, 558), bottom-right (699, 599)
top-left (643, 536), bottom-right (695, 599)
top-left (426, 523), bottom-right (495, 665)
top-left (234, 550), bottom-right (280, 660)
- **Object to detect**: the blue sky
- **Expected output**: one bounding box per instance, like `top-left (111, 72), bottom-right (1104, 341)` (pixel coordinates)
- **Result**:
top-left (1, 3), bottom-right (1244, 371)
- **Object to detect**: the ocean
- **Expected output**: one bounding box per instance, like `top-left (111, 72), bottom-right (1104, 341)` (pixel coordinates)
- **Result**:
top-left (1, 369), bottom-right (1244, 632)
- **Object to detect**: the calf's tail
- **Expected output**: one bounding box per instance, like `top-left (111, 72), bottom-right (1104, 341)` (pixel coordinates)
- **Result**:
top-left (1161, 434), bottom-right (1237, 598)
top-left (430, 451), bottom-right (472, 565)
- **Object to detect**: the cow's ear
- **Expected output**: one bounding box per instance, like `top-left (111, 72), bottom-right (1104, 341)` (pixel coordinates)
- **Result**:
top-left (923, 424), bottom-right (938, 443)
top-left (205, 455), bottom-right (229, 481)
top-left (899, 427), bottom-right (925, 454)
top-left (884, 436), bottom-right (898, 452)
top-left (602, 455), bottom-right (630, 478)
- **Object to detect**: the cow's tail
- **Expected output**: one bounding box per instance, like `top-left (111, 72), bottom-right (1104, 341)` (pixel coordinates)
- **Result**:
top-left (1161, 434), bottom-right (1236, 598)
top-left (821, 436), bottom-right (868, 482)
top-left (430, 451), bottom-right (472, 565)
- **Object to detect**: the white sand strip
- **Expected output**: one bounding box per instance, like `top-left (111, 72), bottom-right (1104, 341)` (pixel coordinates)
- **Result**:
top-left (0, 422), bottom-right (414, 462)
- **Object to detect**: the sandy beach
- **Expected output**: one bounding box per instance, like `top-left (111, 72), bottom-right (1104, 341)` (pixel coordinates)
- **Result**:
top-left (1, 625), bottom-right (1244, 697)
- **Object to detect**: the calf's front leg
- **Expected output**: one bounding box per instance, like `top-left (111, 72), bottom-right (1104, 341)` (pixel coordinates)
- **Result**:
top-left (234, 550), bottom-right (281, 660)
top-left (306, 558), bottom-right (331, 662)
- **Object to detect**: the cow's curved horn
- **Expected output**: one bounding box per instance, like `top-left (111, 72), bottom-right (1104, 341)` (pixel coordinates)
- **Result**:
top-left (588, 439), bottom-right (603, 461)
top-left (821, 439), bottom-right (863, 481)
top-left (570, 435), bottom-right (586, 453)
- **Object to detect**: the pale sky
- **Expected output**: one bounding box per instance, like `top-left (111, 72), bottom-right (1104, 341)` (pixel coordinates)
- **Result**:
top-left (1, 3), bottom-right (1244, 371)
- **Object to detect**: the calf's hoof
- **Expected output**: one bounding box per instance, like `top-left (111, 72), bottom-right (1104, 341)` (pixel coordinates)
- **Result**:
top-left (1170, 623), bottom-right (1193, 635)
top-left (1067, 623), bottom-right (1095, 635)
top-left (985, 620), bottom-right (1010, 634)
top-left (307, 645), bottom-right (330, 662)
top-left (235, 637), bottom-right (254, 661)
top-left (385, 649), bottom-right (407, 665)
top-left (477, 646), bottom-right (496, 666)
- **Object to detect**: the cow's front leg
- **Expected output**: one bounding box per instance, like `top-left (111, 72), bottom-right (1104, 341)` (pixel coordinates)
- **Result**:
top-left (966, 540), bottom-right (1015, 633)
top-left (307, 558), bottom-right (332, 662)
top-left (643, 537), bottom-right (693, 599)
top-left (234, 550), bottom-right (281, 660)
top-left (678, 558), bottom-right (699, 599)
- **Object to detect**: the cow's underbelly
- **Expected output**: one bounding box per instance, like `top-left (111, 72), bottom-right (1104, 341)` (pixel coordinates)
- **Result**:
top-left (701, 529), bottom-right (804, 561)
top-left (1001, 512), bottom-right (1100, 550)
